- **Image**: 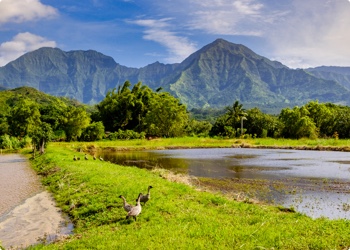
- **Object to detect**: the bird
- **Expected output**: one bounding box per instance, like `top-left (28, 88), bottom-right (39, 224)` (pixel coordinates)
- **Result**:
top-left (137, 186), bottom-right (153, 206)
top-left (84, 154), bottom-right (88, 160)
top-left (126, 193), bottom-right (142, 221)
top-left (73, 155), bottom-right (77, 161)
top-left (119, 195), bottom-right (133, 212)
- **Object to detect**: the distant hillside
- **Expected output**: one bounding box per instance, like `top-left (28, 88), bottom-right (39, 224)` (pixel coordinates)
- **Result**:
top-left (0, 86), bottom-right (84, 115)
top-left (0, 39), bottom-right (350, 113)
top-left (306, 66), bottom-right (350, 90)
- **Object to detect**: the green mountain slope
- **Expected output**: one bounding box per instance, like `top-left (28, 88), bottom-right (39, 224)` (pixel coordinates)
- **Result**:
top-left (0, 39), bottom-right (349, 112)
top-left (306, 66), bottom-right (350, 90)
top-left (167, 39), bottom-right (349, 110)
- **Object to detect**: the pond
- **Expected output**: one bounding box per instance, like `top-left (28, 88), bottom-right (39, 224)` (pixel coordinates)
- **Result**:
top-left (99, 148), bottom-right (350, 220)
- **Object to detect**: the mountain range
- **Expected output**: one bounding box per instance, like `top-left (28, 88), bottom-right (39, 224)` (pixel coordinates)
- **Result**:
top-left (0, 38), bottom-right (349, 113)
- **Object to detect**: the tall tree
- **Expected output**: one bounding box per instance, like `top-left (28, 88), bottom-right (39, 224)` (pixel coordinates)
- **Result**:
top-left (8, 98), bottom-right (41, 138)
top-left (225, 101), bottom-right (247, 135)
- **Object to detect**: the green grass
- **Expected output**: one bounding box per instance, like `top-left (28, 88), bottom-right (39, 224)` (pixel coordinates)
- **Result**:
top-left (27, 139), bottom-right (350, 249)
top-left (55, 137), bottom-right (350, 152)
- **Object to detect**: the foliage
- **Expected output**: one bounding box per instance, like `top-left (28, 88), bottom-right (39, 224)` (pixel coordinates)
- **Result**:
top-left (31, 122), bottom-right (54, 154)
top-left (185, 119), bottom-right (212, 137)
top-left (80, 122), bottom-right (105, 141)
top-left (108, 129), bottom-right (145, 140)
top-left (61, 106), bottom-right (91, 141)
top-left (245, 108), bottom-right (279, 138)
top-left (98, 81), bottom-right (189, 137)
top-left (210, 101), bottom-right (248, 138)
top-left (144, 92), bottom-right (188, 137)
top-left (8, 97), bottom-right (41, 138)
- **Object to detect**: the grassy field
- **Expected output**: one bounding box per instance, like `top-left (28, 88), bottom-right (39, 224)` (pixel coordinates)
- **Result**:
top-left (56, 137), bottom-right (350, 152)
top-left (27, 138), bottom-right (350, 249)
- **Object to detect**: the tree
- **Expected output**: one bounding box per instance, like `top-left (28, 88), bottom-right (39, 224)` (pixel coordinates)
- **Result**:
top-left (225, 101), bottom-right (247, 136)
top-left (39, 100), bottom-right (68, 131)
top-left (8, 98), bottom-right (41, 138)
top-left (97, 81), bottom-right (137, 131)
top-left (97, 81), bottom-right (188, 137)
top-left (279, 106), bottom-right (318, 139)
top-left (31, 122), bottom-right (54, 156)
top-left (144, 92), bottom-right (189, 137)
top-left (304, 101), bottom-right (332, 137)
top-left (62, 106), bottom-right (90, 141)
top-left (245, 108), bottom-right (279, 138)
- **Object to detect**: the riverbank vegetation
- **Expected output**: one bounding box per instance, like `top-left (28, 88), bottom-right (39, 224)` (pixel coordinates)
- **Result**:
top-left (27, 142), bottom-right (350, 249)
top-left (3, 84), bottom-right (350, 154)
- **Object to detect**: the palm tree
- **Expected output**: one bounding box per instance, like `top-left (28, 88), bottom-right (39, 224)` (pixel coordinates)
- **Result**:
top-left (225, 101), bottom-right (247, 136)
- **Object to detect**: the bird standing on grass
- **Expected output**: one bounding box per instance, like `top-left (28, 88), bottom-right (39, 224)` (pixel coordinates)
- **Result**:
top-left (119, 195), bottom-right (133, 212)
top-left (137, 186), bottom-right (153, 206)
top-left (127, 193), bottom-right (142, 221)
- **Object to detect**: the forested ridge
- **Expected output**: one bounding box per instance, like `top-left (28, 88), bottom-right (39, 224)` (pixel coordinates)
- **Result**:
top-left (1, 83), bottom-right (350, 153)
top-left (1, 39), bottom-right (350, 113)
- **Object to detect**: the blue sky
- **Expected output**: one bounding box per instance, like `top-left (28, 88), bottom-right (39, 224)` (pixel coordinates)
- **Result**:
top-left (0, 0), bottom-right (350, 68)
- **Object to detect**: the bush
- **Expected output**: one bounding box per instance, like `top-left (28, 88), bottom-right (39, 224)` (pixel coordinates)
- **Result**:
top-left (0, 135), bottom-right (28, 149)
top-left (108, 129), bottom-right (145, 140)
top-left (0, 134), bottom-right (12, 149)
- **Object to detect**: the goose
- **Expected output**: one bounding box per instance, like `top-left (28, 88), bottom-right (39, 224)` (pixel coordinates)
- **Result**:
top-left (137, 186), bottom-right (153, 205)
top-left (119, 195), bottom-right (133, 212)
top-left (126, 193), bottom-right (142, 221)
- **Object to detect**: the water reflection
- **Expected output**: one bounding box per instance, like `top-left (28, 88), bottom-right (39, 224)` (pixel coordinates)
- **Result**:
top-left (100, 148), bottom-right (350, 219)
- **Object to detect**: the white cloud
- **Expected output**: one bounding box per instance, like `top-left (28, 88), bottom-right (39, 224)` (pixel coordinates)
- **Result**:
top-left (0, 0), bottom-right (58, 24)
top-left (146, 0), bottom-right (350, 67)
top-left (131, 19), bottom-right (197, 63)
top-left (155, 0), bottom-right (268, 36)
top-left (0, 32), bottom-right (56, 66)
top-left (266, 0), bottom-right (350, 68)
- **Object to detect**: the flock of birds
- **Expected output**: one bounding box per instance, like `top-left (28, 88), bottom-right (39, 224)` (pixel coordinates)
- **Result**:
top-left (73, 154), bottom-right (103, 161)
top-left (73, 153), bottom-right (153, 221)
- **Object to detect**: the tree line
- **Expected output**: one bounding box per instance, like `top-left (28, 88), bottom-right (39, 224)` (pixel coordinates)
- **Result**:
top-left (1, 82), bottom-right (350, 152)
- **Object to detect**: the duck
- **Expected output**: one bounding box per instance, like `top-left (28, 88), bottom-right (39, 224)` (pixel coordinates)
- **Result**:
top-left (119, 195), bottom-right (133, 212)
top-left (137, 186), bottom-right (153, 206)
top-left (126, 193), bottom-right (142, 221)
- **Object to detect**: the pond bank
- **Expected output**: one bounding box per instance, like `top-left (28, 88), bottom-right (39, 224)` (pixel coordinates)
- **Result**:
top-left (0, 154), bottom-right (72, 249)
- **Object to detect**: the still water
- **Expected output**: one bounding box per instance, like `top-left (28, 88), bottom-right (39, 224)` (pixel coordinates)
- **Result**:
top-left (100, 148), bottom-right (350, 220)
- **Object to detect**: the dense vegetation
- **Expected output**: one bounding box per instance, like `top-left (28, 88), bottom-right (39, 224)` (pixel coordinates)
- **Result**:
top-left (25, 143), bottom-right (350, 249)
top-left (2, 83), bottom-right (350, 153)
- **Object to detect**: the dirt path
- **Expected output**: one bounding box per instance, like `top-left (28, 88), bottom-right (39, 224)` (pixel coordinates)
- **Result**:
top-left (0, 154), bottom-right (71, 249)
